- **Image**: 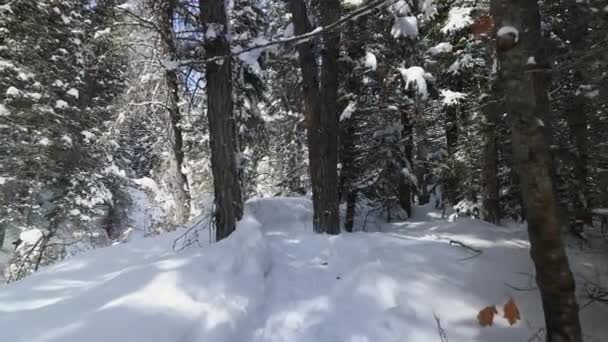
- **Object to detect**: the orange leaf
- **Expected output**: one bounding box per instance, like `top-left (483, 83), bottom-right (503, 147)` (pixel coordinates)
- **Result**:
top-left (477, 305), bottom-right (498, 327)
top-left (503, 298), bottom-right (521, 325)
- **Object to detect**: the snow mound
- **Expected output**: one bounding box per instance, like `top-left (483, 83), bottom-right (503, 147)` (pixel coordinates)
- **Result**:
top-left (245, 197), bottom-right (313, 231)
top-left (1, 197), bottom-right (606, 342)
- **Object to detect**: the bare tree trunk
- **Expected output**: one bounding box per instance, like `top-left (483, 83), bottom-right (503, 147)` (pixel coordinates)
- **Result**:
top-left (316, 0), bottom-right (341, 234)
top-left (0, 223), bottom-right (5, 250)
top-left (444, 103), bottom-right (459, 206)
top-left (480, 61), bottom-right (500, 225)
top-left (413, 104), bottom-right (430, 205)
top-left (492, 0), bottom-right (583, 340)
top-left (566, 95), bottom-right (589, 224)
top-left (199, 0), bottom-right (243, 241)
top-left (562, 3), bottom-right (591, 228)
top-left (159, 0), bottom-right (190, 224)
top-left (340, 113), bottom-right (357, 232)
top-left (398, 111), bottom-right (413, 217)
top-left (288, 0), bottom-right (340, 234)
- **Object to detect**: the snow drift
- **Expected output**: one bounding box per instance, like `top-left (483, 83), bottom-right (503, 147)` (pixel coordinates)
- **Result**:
top-left (0, 197), bottom-right (606, 342)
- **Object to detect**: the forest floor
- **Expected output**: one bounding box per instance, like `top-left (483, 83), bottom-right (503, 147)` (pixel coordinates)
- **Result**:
top-left (0, 197), bottom-right (607, 342)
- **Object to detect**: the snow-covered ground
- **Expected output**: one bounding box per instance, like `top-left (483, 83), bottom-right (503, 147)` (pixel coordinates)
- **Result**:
top-left (0, 197), bottom-right (606, 342)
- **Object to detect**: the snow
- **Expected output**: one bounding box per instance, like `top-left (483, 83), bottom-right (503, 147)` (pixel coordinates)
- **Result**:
top-left (206, 23), bottom-right (223, 39)
top-left (448, 53), bottom-right (484, 75)
top-left (426, 42), bottom-right (453, 56)
top-left (440, 89), bottom-right (466, 106)
top-left (67, 88), bottom-right (79, 98)
top-left (0, 104), bottom-right (9, 116)
top-left (81, 130), bottom-right (95, 142)
top-left (0, 197), bottom-right (606, 342)
top-left (161, 59), bottom-right (180, 71)
top-left (17, 71), bottom-right (32, 81)
top-left (93, 28), bottom-right (111, 39)
top-left (363, 51), bottom-right (377, 71)
top-left (0, 59), bottom-right (16, 71)
top-left (399, 66), bottom-right (433, 99)
top-left (591, 208), bottom-right (608, 216)
top-left (236, 36), bottom-right (269, 75)
top-left (117, 3), bottom-right (134, 10)
top-left (497, 26), bottom-right (519, 43)
top-left (60, 135), bottom-right (72, 145)
top-left (55, 100), bottom-right (69, 109)
top-left (418, 0), bottom-right (437, 22)
top-left (584, 89), bottom-right (599, 99)
top-left (339, 101), bottom-right (356, 122)
top-left (6, 86), bottom-right (20, 97)
top-left (28, 92), bottom-right (42, 101)
top-left (39, 137), bottom-right (52, 146)
top-left (441, 7), bottom-right (473, 34)
top-left (391, 16), bottom-right (418, 39)
top-left (19, 228), bottom-right (43, 244)
top-left (344, 0), bottom-right (365, 6)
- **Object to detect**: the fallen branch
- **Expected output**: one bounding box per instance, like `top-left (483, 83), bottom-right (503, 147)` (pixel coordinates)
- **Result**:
top-left (526, 328), bottom-right (545, 342)
top-left (448, 239), bottom-right (483, 260)
top-left (433, 313), bottom-right (448, 342)
top-left (580, 279), bottom-right (608, 309)
top-left (504, 282), bottom-right (538, 292)
top-left (172, 211), bottom-right (213, 252)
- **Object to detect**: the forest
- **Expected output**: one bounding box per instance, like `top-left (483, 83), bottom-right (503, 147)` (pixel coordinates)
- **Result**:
top-left (0, 0), bottom-right (607, 341)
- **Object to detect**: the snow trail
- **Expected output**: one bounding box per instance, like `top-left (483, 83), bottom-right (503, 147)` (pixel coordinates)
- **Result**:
top-left (0, 197), bottom-right (606, 342)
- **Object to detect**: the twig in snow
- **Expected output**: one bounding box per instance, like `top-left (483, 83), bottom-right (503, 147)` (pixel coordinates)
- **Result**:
top-left (433, 313), bottom-right (448, 342)
top-left (448, 239), bottom-right (482, 260)
top-left (580, 278), bottom-right (608, 309)
top-left (504, 282), bottom-right (538, 292)
top-left (172, 212), bottom-right (213, 252)
top-left (449, 239), bottom-right (482, 253)
top-left (526, 328), bottom-right (545, 342)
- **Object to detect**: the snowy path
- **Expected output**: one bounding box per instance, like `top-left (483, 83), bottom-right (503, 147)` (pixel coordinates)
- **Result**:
top-left (0, 197), bottom-right (606, 342)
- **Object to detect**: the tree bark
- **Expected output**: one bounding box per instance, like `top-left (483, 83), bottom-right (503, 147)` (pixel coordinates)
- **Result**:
top-left (562, 3), bottom-right (591, 228)
top-left (444, 103), bottom-right (459, 206)
top-left (339, 112), bottom-right (357, 232)
top-left (199, 0), bottom-right (244, 241)
top-left (413, 104), bottom-right (430, 205)
top-left (317, 0), bottom-right (341, 234)
top-left (398, 111), bottom-right (413, 217)
top-left (480, 59), bottom-right (500, 225)
top-left (159, 0), bottom-right (190, 224)
top-left (288, 0), bottom-right (340, 234)
top-left (565, 94), bottom-right (589, 226)
top-left (492, 0), bottom-right (583, 341)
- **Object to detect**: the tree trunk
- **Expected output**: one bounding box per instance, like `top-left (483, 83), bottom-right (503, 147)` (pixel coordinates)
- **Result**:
top-left (413, 104), bottom-right (430, 204)
top-left (565, 94), bottom-right (589, 226)
top-left (288, 0), bottom-right (340, 234)
top-left (317, 0), bottom-right (341, 234)
top-left (345, 190), bottom-right (357, 232)
top-left (340, 112), bottom-right (357, 232)
top-left (480, 60), bottom-right (500, 225)
top-left (199, 0), bottom-right (243, 241)
top-left (159, 0), bottom-right (190, 224)
top-left (444, 103), bottom-right (459, 206)
top-left (492, 0), bottom-right (583, 340)
top-left (562, 3), bottom-right (591, 228)
top-left (398, 111), bottom-right (413, 217)
top-left (0, 223), bottom-right (5, 250)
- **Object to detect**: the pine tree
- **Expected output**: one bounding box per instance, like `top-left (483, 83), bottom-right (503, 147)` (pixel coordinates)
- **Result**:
top-left (492, 0), bottom-right (583, 339)
top-left (199, 0), bottom-right (244, 241)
